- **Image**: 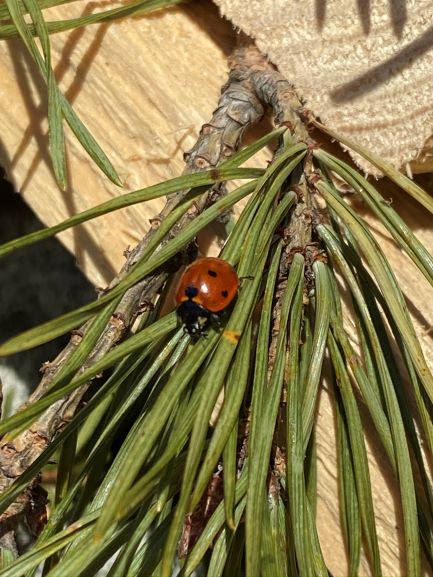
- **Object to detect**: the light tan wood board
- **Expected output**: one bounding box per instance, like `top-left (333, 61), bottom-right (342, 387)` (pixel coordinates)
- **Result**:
top-left (215, 0), bottom-right (433, 175)
top-left (1, 1), bottom-right (433, 575)
top-left (0, 1), bottom-right (241, 286)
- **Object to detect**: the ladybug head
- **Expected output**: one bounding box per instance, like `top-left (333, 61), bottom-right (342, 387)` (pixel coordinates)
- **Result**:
top-left (176, 300), bottom-right (211, 337)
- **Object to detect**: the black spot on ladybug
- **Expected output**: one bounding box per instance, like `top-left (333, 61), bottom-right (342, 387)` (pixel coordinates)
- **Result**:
top-left (221, 290), bottom-right (229, 298)
top-left (208, 270), bottom-right (218, 277)
top-left (185, 286), bottom-right (199, 298)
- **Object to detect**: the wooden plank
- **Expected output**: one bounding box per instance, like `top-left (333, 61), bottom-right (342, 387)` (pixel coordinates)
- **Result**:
top-left (0, 1), bottom-right (238, 286)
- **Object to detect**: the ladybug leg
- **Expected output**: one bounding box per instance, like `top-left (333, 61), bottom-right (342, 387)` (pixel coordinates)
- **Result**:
top-left (210, 312), bottom-right (223, 331)
top-left (239, 274), bottom-right (254, 283)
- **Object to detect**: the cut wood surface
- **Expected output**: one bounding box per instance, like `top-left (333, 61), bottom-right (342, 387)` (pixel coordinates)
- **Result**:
top-left (1, 2), bottom-right (433, 575)
top-left (216, 0), bottom-right (433, 175)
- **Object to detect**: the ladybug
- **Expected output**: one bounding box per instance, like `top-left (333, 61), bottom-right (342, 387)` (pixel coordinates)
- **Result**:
top-left (175, 257), bottom-right (239, 336)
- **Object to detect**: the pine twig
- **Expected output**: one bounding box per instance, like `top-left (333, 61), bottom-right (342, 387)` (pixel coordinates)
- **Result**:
top-left (0, 42), bottom-right (275, 541)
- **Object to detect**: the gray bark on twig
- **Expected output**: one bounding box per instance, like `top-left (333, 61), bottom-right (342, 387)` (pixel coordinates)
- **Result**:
top-left (0, 42), bottom-right (311, 541)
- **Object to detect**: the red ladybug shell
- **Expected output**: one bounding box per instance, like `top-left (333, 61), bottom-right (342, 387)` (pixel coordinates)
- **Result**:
top-left (175, 257), bottom-right (239, 313)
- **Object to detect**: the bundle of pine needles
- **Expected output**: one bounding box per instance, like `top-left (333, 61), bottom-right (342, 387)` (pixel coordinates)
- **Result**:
top-left (1, 2), bottom-right (433, 577)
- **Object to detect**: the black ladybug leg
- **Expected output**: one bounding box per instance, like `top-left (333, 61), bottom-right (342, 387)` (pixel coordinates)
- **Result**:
top-left (210, 312), bottom-right (223, 331)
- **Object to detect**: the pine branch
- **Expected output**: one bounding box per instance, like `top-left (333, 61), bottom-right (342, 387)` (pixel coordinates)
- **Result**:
top-left (0, 40), bottom-right (284, 544)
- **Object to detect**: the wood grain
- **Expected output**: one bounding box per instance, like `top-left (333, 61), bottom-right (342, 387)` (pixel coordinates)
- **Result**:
top-left (0, 1), bottom-right (239, 286)
top-left (215, 0), bottom-right (433, 176)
